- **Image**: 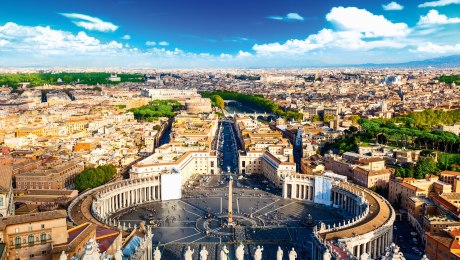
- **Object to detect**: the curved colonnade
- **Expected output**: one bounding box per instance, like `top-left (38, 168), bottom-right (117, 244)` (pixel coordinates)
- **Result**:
top-left (312, 182), bottom-right (395, 260)
top-left (68, 177), bottom-right (160, 230)
top-left (91, 177), bottom-right (161, 227)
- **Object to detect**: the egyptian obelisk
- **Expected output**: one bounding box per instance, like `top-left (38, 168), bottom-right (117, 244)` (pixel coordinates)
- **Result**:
top-left (228, 176), bottom-right (233, 225)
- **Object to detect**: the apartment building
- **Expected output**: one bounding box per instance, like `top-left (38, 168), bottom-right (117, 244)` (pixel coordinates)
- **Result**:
top-left (324, 152), bottom-right (391, 189)
top-left (15, 159), bottom-right (84, 190)
top-left (0, 210), bottom-right (68, 260)
top-left (388, 176), bottom-right (451, 208)
top-left (426, 228), bottom-right (460, 260)
top-left (0, 157), bottom-right (14, 217)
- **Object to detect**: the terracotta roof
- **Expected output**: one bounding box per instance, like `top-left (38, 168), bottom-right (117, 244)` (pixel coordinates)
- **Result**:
top-left (401, 182), bottom-right (420, 191)
top-left (0, 157), bottom-right (12, 193)
top-left (431, 195), bottom-right (460, 215)
top-left (427, 232), bottom-right (454, 248)
top-left (441, 171), bottom-right (460, 177)
top-left (96, 226), bottom-right (120, 253)
top-left (0, 210), bottom-right (67, 231)
top-left (52, 222), bottom-right (97, 253)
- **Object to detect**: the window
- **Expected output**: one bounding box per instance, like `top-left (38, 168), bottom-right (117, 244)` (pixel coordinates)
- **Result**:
top-left (40, 233), bottom-right (46, 243)
top-left (15, 236), bottom-right (20, 247)
top-left (15, 228), bottom-right (19, 233)
top-left (42, 251), bottom-right (47, 255)
top-left (0, 196), bottom-right (3, 207)
top-left (41, 224), bottom-right (45, 229)
top-left (28, 235), bottom-right (34, 244)
top-left (29, 254), bottom-right (34, 258)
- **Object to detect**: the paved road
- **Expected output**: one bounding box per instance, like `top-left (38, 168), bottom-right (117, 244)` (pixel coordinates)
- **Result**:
top-left (393, 219), bottom-right (425, 259)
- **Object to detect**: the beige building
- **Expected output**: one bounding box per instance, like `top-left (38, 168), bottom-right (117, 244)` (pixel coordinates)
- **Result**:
top-left (235, 115), bottom-right (296, 187)
top-left (0, 210), bottom-right (68, 260)
top-left (239, 150), bottom-right (296, 187)
top-left (394, 149), bottom-right (420, 163)
top-left (324, 152), bottom-right (390, 189)
top-left (15, 126), bottom-right (45, 137)
top-left (389, 176), bottom-right (451, 209)
top-left (440, 171), bottom-right (460, 192)
top-left (0, 157), bottom-right (14, 217)
top-left (185, 97), bottom-right (212, 114)
top-left (353, 167), bottom-right (392, 189)
top-left (130, 113), bottom-right (219, 182)
top-left (15, 159), bottom-right (84, 190)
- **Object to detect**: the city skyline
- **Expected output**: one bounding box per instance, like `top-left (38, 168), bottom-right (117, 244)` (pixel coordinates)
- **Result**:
top-left (1, 0), bottom-right (460, 68)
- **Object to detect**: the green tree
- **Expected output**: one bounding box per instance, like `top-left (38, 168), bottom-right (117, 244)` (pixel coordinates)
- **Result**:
top-left (350, 115), bottom-right (360, 124)
top-left (323, 115), bottom-right (335, 123)
top-left (75, 164), bottom-right (117, 191)
top-left (415, 158), bottom-right (439, 179)
top-left (311, 115), bottom-right (321, 122)
top-left (213, 95), bottom-right (225, 109)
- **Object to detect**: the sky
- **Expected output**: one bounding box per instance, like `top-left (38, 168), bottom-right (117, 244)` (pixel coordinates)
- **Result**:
top-left (0, 0), bottom-right (460, 68)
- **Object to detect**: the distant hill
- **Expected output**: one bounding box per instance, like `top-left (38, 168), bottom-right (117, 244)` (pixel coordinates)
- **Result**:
top-left (355, 55), bottom-right (460, 68)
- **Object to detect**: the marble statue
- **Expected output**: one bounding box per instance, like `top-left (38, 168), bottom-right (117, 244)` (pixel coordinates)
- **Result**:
top-left (289, 248), bottom-right (297, 260)
top-left (114, 247), bottom-right (123, 260)
top-left (59, 251), bottom-right (68, 260)
top-left (81, 238), bottom-right (101, 260)
top-left (235, 243), bottom-right (245, 260)
top-left (200, 246), bottom-right (209, 260)
top-left (421, 255), bottom-right (429, 260)
top-left (153, 247), bottom-right (162, 260)
top-left (220, 245), bottom-right (229, 260)
top-left (254, 245), bottom-right (263, 260)
top-left (276, 246), bottom-right (283, 260)
top-left (323, 249), bottom-right (331, 260)
top-left (184, 246), bottom-right (194, 260)
top-left (360, 252), bottom-right (370, 260)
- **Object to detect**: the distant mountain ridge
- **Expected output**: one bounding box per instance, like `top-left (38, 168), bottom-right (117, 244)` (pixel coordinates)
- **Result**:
top-left (353, 55), bottom-right (460, 68)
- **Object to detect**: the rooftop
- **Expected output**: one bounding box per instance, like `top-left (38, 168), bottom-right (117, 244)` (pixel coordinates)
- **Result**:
top-left (0, 210), bottom-right (67, 231)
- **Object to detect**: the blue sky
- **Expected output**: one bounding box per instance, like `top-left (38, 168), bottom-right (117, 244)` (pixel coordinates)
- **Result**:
top-left (0, 0), bottom-right (460, 68)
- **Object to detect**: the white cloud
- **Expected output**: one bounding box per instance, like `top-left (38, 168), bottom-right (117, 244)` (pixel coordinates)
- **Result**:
top-left (267, 16), bottom-right (283, 21)
top-left (237, 50), bottom-right (252, 57)
top-left (326, 7), bottom-right (410, 37)
top-left (0, 22), bottom-right (122, 55)
top-left (413, 42), bottom-right (460, 53)
top-left (253, 7), bottom-right (415, 56)
top-left (158, 41), bottom-right (169, 46)
top-left (220, 53), bottom-right (232, 58)
top-left (382, 2), bottom-right (404, 11)
top-left (0, 39), bottom-right (8, 47)
top-left (418, 10), bottom-right (460, 25)
top-left (60, 13), bottom-right (118, 32)
top-left (418, 0), bottom-right (460, 7)
top-left (252, 28), bottom-right (407, 55)
top-left (286, 13), bottom-right (304, 21)
top-left (121, 34), bottom-right (131, 40)
top-left (145, 41), bottom-right (156, 46)
top-left (267, 13), bottom-right (304, 21)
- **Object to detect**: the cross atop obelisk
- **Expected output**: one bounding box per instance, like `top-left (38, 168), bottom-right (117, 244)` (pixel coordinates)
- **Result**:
top-left (228, 175), bottom-right (233, 225)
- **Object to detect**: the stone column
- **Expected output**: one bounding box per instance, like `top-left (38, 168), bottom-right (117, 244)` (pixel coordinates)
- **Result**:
top-left (283, 182), bottom-right (288, 198)
top-left (292, 184), bottom-right (297, 199)
top-left (123, 192), bottom-right (126, 207)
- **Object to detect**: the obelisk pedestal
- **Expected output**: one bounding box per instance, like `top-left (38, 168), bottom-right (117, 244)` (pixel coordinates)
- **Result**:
top-left (228, 176), bottom-right (234, 226)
